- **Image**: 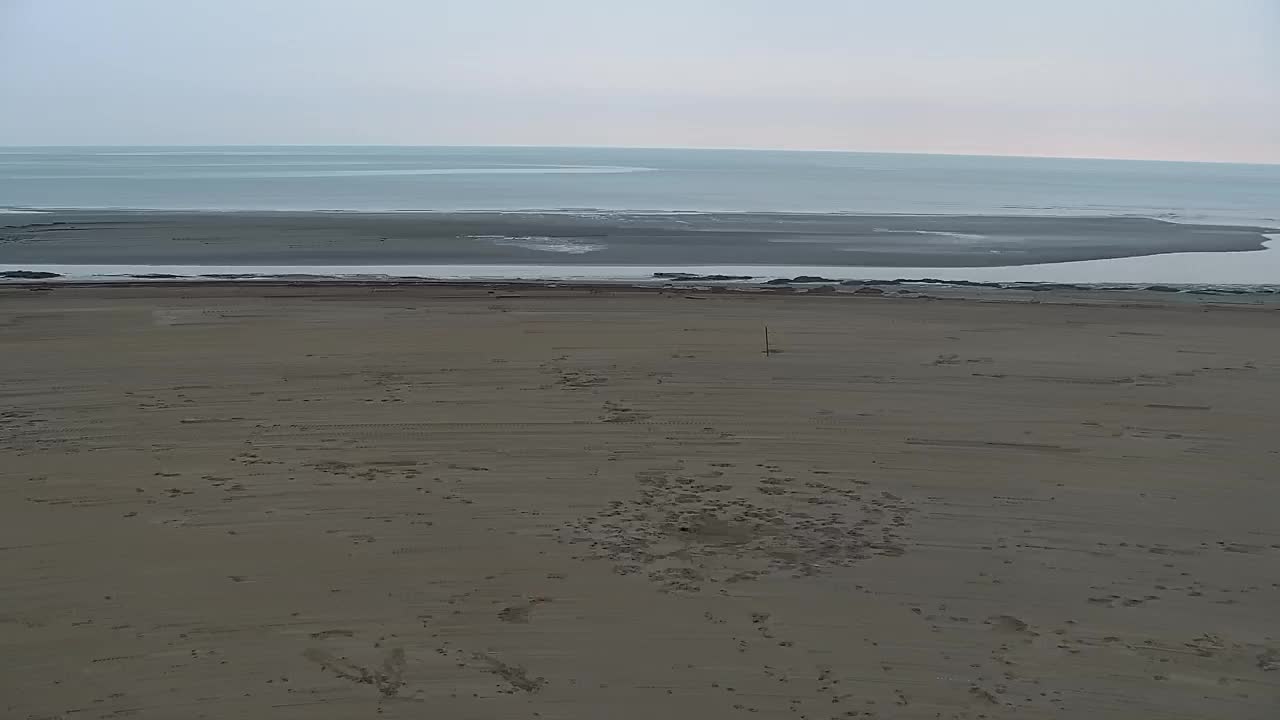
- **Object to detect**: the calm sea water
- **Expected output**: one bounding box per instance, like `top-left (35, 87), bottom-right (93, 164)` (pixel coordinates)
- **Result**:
top-left (2, 146), bottom-right (1278, 225)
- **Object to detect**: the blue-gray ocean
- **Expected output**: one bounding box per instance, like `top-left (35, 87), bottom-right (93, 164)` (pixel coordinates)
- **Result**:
top-left (2, 146), bottom-right (1278, 285)
top-left (3, 146), bottom-right (1277, 222)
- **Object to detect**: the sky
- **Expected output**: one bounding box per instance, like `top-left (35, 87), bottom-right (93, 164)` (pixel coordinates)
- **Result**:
top-left (1, 0), bottom-right (1277, 162)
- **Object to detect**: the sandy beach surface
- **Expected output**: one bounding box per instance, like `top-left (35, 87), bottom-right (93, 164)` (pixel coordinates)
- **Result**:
top-left (3, 284), bottom-right (1279, 719)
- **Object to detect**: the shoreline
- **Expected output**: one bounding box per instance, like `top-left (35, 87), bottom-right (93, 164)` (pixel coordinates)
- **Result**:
top-left (4, 278), bottom-right (1279, 311)
top-left (4, 277), bottom-right (1278, 302)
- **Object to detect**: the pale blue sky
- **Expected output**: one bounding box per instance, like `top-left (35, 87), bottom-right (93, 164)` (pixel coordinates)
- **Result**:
top-left (1, 0), bottom-right (1276, 162)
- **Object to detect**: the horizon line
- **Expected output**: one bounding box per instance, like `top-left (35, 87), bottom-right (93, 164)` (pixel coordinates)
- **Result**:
top-left (0, 143), bottom-right (1276, 168)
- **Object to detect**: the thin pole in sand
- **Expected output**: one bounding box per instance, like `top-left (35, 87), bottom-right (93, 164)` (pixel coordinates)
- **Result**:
top-left (763, 324), bottom-right (771, 356)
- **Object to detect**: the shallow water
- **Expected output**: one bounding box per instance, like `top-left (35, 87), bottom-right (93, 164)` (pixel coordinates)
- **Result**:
top-left (7, 237), bottom-right (1277, 289)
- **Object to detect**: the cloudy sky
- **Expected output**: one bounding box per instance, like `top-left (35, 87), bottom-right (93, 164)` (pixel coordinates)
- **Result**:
top-left (1, 0), bottom-right (1276, 162)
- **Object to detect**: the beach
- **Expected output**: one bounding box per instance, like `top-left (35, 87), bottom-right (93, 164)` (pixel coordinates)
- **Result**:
top-left (3, 283), bottom-right (1279, 719)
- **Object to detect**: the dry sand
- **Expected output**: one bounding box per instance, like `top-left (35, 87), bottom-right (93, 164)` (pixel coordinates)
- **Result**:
top-left (2, 284), bottom-right (1279, 719)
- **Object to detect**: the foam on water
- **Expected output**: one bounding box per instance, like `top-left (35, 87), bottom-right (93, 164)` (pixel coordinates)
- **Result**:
top-left (470, 235), bottom-right (607, 254)
top-left (872, 228), bottom-right (989, 241)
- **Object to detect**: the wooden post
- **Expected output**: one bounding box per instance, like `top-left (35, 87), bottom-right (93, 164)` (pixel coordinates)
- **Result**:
top-left (763, 324), bottom-right (771, 356)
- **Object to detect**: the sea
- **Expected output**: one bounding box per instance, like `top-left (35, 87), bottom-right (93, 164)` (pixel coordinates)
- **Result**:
top-left (2, 146), bottom-right (1279, 286)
